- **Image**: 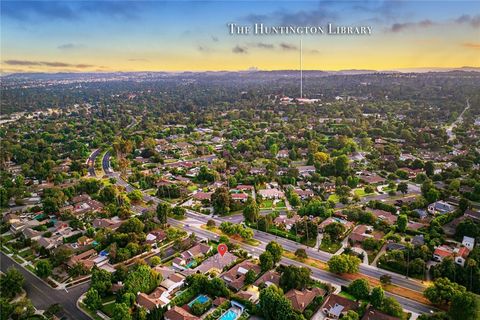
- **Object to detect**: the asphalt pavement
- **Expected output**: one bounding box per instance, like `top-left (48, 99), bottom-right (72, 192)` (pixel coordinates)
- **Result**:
top-left (0, 252), bottom-right (90, 320)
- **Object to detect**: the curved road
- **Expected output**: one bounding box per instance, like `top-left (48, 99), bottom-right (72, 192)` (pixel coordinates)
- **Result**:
top-left (0, 252), bottom-right (90, 320)
top-left (86, 148), bottom-right (101, 177)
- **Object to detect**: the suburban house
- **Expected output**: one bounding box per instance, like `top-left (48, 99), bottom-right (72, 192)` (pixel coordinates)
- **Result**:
top-left (221, 260), bottom-right (261, 291)
top-left (193, 252), bottom-right (237, 274)
top-left (146, 230), bottom-right (167, 246)
top-left (258, 188), bottom-right (285, 199)
top-left (455, 247), bottom-right (470, 267)
top-left (172, 243), bottom-right (211, 270)
top-left (433, 245), bottom-right (471, 266)
top-left (285, 287), bottom-right (326, 313)
top-left (160, 273), bottom-right (185, 294)
top-left (462, 236), bottom-right (475, 250)
top-left (321, 294), bottom-right (360, 319)
top-left (164, 306), bottom-right (198, 320)
top-left (253, 270), bottom-right (280, 287)
top-left (274, 215), bottom-right (301, 231)
top-left (427, 201), bottom-right (456, 215)
top-left (22, 227), bottom-right (42, 240)
top-left (136, 286), bottom-right (170, 311)
top-left (92, 218), bottom-right (123, 230)
top-left (349, 225), bottom-right (381, 243)
top-left (318, 217), bottom-right (354, 233)
top-left (464, 209), bottom-right (480, 221)
top-left (369, 209), bottom-right (397, 225)
top-left (192, 192), bottom-right (212, 202)
top-left (276, 150), bottom-right (289, 158)
top-left (66, 249), bottom-right (108, 270)
top-left (293, 188), bottom-right (314, 199)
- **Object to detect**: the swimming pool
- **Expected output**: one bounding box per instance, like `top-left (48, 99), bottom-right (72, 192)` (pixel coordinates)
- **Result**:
top-left (188, 294), bottom-right (210, 307)
top-left (219, 309), bottom-right (238, 320)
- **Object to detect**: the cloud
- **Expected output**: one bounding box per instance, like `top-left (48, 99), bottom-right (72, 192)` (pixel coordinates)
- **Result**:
top-left (250, 42), bottom-right (275, 49)
top-left (128, 58), bottom-right (148, 62)
top-left (2, 1), bottom-right (146, 22)
top-left (3, 60), bottom-right (94, 68)
top-left (455, 14), bottom-right (480, 28)
top-left (389, 19), bottom-right (434, 32)
top-left (277, 8), bottom-right (338, 25)
top-left (280, 43), bottom-right (297, 51)
top-left (461, 42), bottom-right (480, 49)
top-left (57, 43), bottom-right (84, 50)
top-left (197, 46), bottom-right (212, 53)
top-left (244, 13), bottom-right (269, 23)
top-left (232, 46), bottom-right (248, 54)
top-left (211, 36), bottom-right (219, 42)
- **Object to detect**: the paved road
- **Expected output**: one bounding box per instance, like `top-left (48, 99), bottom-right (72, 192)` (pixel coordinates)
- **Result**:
top-left (103, 154), bottom-right (437, 315)
top-left (86, 148), bottom-right (101, 177)
top-left (446, 99), bottom-right (470, 142)
top-left (184, 210), bottom-right (426, 293)
top-left (0, 252), bottom-right (90, 320)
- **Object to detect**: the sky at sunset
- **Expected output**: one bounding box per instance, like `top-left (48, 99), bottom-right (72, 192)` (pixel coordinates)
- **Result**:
top-left (1, 0), bottom-right (479, 73)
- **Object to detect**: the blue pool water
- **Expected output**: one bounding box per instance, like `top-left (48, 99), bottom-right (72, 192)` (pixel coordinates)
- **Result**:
top-left (219, 310), bottom-right (238, 320)
top-left (188, 294), bottom-right (210, 307)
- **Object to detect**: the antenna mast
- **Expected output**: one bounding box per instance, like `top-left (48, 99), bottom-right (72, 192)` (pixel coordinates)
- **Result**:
top-left (300, 38), bottom-right (303, 99)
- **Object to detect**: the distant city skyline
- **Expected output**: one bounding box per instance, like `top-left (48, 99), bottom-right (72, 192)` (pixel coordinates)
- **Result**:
top-left (1, 0), bottom-right (479, 73)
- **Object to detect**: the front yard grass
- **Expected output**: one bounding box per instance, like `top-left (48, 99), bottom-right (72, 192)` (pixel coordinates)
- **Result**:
top-left (260, 199), bottom-right (273, 209)
top-left (319, 239), bottom-right (342, 253)
top-left (327, 194), bottom-right (340, 203)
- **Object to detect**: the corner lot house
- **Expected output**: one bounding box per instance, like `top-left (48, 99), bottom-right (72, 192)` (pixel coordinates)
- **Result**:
top-left (285, 287), bottom-right (326, 313)
top-left (428, 201), bottom-right (456, 215)
top-left (164, 306), bottom-right (198, 320)
top-left (321, 294), bottom-right (360, 319)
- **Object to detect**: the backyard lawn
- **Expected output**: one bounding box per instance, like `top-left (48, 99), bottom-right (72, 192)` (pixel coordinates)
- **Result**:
top-left (353, 188), bottom-right (374, 197)
top-left (327, 194), bottom-right (340, 203)
top-left (260, 199), bottom-right (273, 208)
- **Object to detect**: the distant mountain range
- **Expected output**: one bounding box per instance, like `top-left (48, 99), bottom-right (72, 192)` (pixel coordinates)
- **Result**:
top-left (2, 67), bottom-right (479, 79)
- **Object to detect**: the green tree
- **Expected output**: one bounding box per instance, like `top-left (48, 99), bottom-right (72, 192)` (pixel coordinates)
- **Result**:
top-left (35, 260), bottom-right (52, 278)
top-left (211, 187), bottom-right (231, 215)
top-left (84, 288), bottom-right (102, 311)
top-left (348, 279), bottom-right (370, 300)
top-left (124, 265), bottom-right (161, 295)
top-left (259, 285), bottom-right (299, 320)
top-left (397, 182), bottom-right (408, 194)
top-left (324, 222), bottom-right (346, 241)
top-left (397, 214), bottom-right (408, 233)
top-left (424, 277), bottom-right (466, 305)
top-left (260, 251), bottom-right (274, 271)
top-left (112, 303), bottom-right (131, 320)
top-left (127, 190), bottom-right (143, 202)
top-left (334, 155), bottom-right (350, 176)
top-left (265, 241), bottom-right (283, 264)
top-left (328, 254), bottom-right (361, 274)
top-left (119, 217), bottom-right (145, 234)
top-left (91, 267), bottom-right (113, 296)
top-left (294, 248), bottom-right (308, 261)
top-left (243, 197), bottom-right (259, 223)
top-left (280, 265), bottom-right (312, 291)
top-left (342, 310), bottom-right (360, 320)
top-left (380, 274), bottom-right (392, 286)
top-left (381, 297), bottom-right (403, 318)
top-left (156, 203), bottom-right (170, 227)
top-left (244, 270), bottom-right (257, 285)
top-left (150, 256), bottom-right (161, 266)
top-left (0, 267), bottom-right (24, 299)
top-left (172, 206), bottom-right (186, 218)
top-left (425, 161), bottom-right (435, 177)
top-left (449, 292), bottom-right (479, 320)
top-left (370, 286), bottom-right (385, 308)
